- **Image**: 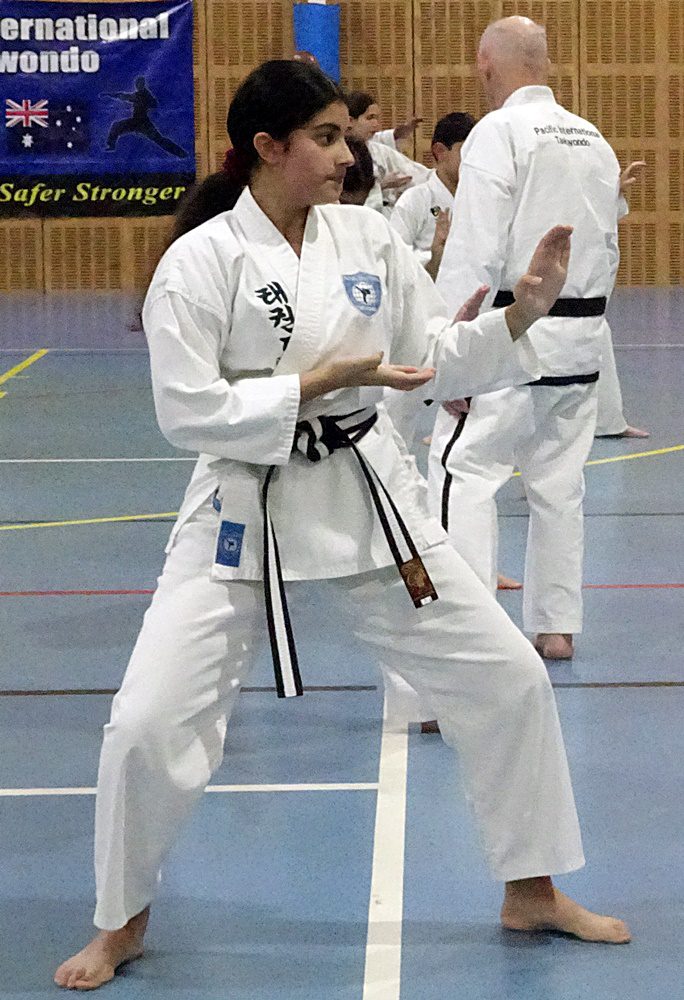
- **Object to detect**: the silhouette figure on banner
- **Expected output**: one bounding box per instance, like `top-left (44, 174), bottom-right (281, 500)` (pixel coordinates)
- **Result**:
top-left (103, 77), bottom-right (188, 158)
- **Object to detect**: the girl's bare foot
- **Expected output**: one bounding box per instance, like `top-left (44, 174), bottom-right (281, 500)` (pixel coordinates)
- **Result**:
top-left (501, 879), bottom-right (630, 944)
top-left (54, 906), bottom-right (150, 991)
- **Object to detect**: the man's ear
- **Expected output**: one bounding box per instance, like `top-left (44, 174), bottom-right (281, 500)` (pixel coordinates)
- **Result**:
top-left (253, 131), bottom-right (285, 166)
top-left (432, 141), bottom-right (448, 163)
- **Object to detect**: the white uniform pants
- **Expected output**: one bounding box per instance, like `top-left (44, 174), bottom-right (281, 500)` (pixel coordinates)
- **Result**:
top-left (595, 324), bottom-right (627, 435)
top-left (427, 383), bottom-right (598, 635)
top-left (93, 499), bottom-right (584, 929)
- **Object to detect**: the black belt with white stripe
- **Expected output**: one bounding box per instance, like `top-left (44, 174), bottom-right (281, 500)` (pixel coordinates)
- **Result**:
top-left (262, 406), bottom-right (438, 698)
top-left (492, 290), bottom-right (607, 317)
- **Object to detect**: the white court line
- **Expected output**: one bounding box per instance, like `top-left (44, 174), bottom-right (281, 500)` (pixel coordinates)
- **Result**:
top-left (0, 782), bottom-right (378, 797)
top-left (616, 343), bottom-right (684, 349)
top-left (0, 457), bottom-right (196, 464)
top-left (362, 704), bottom-right (409, 1000)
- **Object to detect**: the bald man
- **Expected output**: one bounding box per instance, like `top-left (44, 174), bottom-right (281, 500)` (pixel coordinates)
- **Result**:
top-left (430, 17), bottom-right (625, 660)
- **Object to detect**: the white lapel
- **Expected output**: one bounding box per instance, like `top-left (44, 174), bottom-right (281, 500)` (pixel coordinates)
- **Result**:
top-left (232, 191), bottom-right (337, 376)
top-left (233, 187), bottom-right (300, 303)
top-left (273, 206), bottom-right (335, 376)
top-left (429, 171), bottom-right (454, 211)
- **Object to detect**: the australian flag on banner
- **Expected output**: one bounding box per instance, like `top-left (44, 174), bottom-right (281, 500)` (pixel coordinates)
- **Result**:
top-left (5, 99), bottom-right (90, 156)
top-left (0, 0), bottom-right (195, 218)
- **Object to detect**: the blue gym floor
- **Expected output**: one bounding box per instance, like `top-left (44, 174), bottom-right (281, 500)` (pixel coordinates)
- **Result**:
top-left (1, 290), bottom-right (682, 998)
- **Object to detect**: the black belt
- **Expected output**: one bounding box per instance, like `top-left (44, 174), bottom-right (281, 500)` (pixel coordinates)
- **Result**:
top-left (527, 372), bottom-right (599, 386)
top-left (262, 407), bottom-right (438, 698)
top-left (492, 290), bottom-right (607, 317)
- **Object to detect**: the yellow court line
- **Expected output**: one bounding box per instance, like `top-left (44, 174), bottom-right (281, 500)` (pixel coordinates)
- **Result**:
top-left (0, 512), bottom-right (178, 533)
top-left (0, 348), bottom-right (49, 388)
top-left (584, 444), bottom-right (684, 468)
top-left (513, 443), bottom-right (684, 476)
top-left (1, 445), bottom-right (682, 533)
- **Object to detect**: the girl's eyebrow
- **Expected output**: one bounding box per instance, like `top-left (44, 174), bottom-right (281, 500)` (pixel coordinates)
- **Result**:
top-left (310, 122), bottom-right (342, 134)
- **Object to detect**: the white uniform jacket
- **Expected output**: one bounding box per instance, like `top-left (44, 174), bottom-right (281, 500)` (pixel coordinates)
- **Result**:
top-left (365, 139), bottom-right (430, 215)
top-left (142, 187), bottom-right (542, 582)
top-left (436, 86), bottom-right (622, 377)
top-left (390, 170), bottom-right (454, 266)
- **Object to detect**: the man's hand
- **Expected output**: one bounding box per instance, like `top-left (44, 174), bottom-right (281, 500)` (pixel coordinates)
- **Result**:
top-left (431, 209), bottom-right (451, 257)
top-left (505, 225), bottom-right (573, 339)
top-left (620, 160), bottom-right (646, 197)
top-left (453, 284), bottom-right (490, 322)
top-left (442, 398), bottom-right (470, 417)
top-left (381, 171), bottom-right (412, 192)
top-left (393, 116), bottom-right (423, 145)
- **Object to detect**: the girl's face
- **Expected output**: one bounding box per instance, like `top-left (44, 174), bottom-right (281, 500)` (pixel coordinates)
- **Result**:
top-left (347, 103), bottom-right (381, 142)
top-left (277, 101), bottom-right (355, 206)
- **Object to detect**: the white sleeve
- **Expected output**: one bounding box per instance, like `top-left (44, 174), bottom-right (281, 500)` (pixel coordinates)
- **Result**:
top-left (617, 194), bottom-right (629, 221)
top-left (143, 289), bottom-right (300, 465)
top-left (364, 180), bottom-right (385, 214)
top-left (435, 119), bottom-right (516, 313)
top-left (390, 190), bottom-right (432, 267)
top-left (386, 230), bottom-right (541, 399)
top-left (371, 141), bottom-right (430, 186)
top-left (373, 128), bottom-right (397, 149)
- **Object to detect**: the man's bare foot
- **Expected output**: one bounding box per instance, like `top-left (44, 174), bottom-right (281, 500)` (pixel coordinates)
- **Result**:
top-left (422, 434), bottom-right (433, 446)
top-left (497, 574), bottom-right (522, 590)
top-left (501, 879), bottom-right (630, 944)
top-left (534, 633), bottom-right (573, 660)
top-left (420, 719), bottom-right (440, 734)
top-left (596, 425), bottom-right (649, 439)
top-left (54, 906), bottom-right (149, 990)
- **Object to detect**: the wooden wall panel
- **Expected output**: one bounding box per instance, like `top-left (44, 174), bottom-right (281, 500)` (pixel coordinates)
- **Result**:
top-left (0, 221), bottom-right (43, 292)
top-left (206, 1), bottom-right (293, 172)
top-left (413, 1), bottom-right (580, 167)
top-left (4, 1), bottom-right (682, 288)
top-left (340, 1), bottom-right (415, 132)
top-left (43, 217), bottom-right (173, 291)
top-left (580, 1), bottom-right (672, 285)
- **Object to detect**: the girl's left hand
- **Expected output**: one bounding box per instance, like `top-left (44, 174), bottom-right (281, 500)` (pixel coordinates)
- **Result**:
top-left (373, 364), bottom-right (435, 391)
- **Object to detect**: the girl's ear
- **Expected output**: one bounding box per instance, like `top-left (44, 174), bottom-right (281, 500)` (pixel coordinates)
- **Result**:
top-left (253, 132), bottom-right (285, 166)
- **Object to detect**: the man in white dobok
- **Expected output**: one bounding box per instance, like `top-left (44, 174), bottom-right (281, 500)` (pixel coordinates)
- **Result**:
top-left (430, 16), bottom-right (625, 661)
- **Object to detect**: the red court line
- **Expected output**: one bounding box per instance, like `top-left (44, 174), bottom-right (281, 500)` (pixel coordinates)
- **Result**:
top-left (1, 584), bottom-right (683, 597)
top-left (0, 589), bottom-right (155, 596)
top-left (583, 584), bottom-right (684, 590)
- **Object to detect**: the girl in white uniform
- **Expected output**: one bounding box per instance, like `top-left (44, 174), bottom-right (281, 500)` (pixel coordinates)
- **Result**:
top-left (55, 59), bottom-right (629, 992)
top-left (344, 90), bottom-right (430, 215)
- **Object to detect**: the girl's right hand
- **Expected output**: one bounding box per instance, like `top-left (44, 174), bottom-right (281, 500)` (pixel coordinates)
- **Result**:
top-left (300, 353), bottom-right (435, 402)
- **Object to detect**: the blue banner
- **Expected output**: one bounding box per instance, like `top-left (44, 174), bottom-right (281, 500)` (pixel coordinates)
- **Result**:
top-left (293, 3), bottom-right (340, 83)
top-left (0, 0), bottom-right (195, 217)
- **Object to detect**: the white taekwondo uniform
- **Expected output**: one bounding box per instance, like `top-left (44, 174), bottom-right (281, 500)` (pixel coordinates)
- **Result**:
top-left (390, 168), bottom-right (454, 267)
top-left (364, 138), bottom-right (430, 216)
top-left (92, 186), bottom-right (583, 930)
top-left (430, 86), bottom-right (622, 636)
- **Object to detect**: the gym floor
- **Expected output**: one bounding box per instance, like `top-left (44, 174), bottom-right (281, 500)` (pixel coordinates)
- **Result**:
top-left (1, 289), bottom-right (682, 998)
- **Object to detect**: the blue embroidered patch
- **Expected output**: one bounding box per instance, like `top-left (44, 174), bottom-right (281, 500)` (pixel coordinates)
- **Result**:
top-left (342, 272), bottom-right (382, 317)
top-left (216, 520), bottom-right (245, 567)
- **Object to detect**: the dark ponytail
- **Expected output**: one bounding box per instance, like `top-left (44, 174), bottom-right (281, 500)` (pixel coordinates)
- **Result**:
top-left (170, 60), bottom-right (343, 243)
